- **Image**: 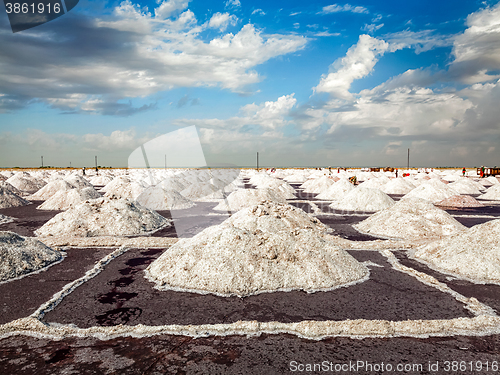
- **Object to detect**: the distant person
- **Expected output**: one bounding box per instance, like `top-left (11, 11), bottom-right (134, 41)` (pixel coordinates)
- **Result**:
top-left (82, 167), bottom-right (86, 176)
top-left (462, 167), bottom-right (466, 177)
top-left (328, 166), bottom-right (332, 175)
top-left (95, 166), bottom-right (99, 175)
top-left (395, 169), bottom-right (398, 178)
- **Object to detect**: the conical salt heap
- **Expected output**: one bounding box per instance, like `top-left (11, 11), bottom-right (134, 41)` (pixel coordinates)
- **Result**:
top-left (37, 187), bottom-right (102, 210)
top-left (380, 178), bottom-right (416, 194)
top-left (28, 180), bottom-right (75, 200)
top-left (403, 182), bottom-right (458, 203)
top-left (412, 219), bottom-right (500, 283)
top-left (213, 188), bottom-right (286, 211)
top-left (480, 185), bottom-right (500, 201)
top-left (0, 231), bottom-right (63, 282)
top-left (316, 178), bottom-right (355, 200)
top-left (354, 198), bottom-right (466, 240)
top-left (35, 197), bottom-right (170, 237)
top-left (146, 201), bottom-right (368, 297)
top-left (64, 175), bottom-right (93, 190)
top-left (435, 195), bottom-right (484, 209)
top-left (6, 173), bottom-right (46, 194)
top-left (0, 185), bottom-right (31, 209)
top-left (329, 187), bottom-right (395, 212)
top-left (136, 186), bottom-right (195, 210)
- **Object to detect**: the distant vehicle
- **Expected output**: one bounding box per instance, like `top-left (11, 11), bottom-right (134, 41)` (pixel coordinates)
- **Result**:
top-left (477, 167), bottom-right (500, 177)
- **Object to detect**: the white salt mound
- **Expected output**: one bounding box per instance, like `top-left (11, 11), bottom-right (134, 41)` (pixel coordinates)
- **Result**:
top-left (0, 181), bottom-right (24, 197)
top-left (37, 187), bottom-right (102, 210)
top-left (436, 195), bottom-right (484, 208)
top-left (136, 186), bottom-right (195, 210)
top-left (316, 179), bottom-right (355, 200)
top-left (0, 231), bottom-right (62, 282)
top-left (180, 182), bottom-right (226, 201)
top-left (448, 179), bottom-right (483, 195)
top-left (480, 185), bottom-right (500, 201)
top-left (146, 201), bottom-right (367, 297)
top-left (402, 182), bottom-right (458, 203)
top-left (6, 174), bottom-right (46, 194)
top-left (381, 178), bottom-right (416, 195)
top-left (64, 175), bottom-right (93, 190)
top-left (0, 186), bottom-right (31, 209)
top-left (412, 219), bottom-right (500, 283)
top-left (104, 181), bottom-right (146, 200)
top-left (35, 197), bottom-right (170, 237)
top-left (213, 189), bottom-right (287, 211)
top-left (29, 180), bottom-right (75, 200)
top-left (0, 214), bottom-right (13, 224)
top-left (354, 198), bottom-right (466, 240)
top-left (303, 176), bottom-right (335, 194)
top-left (329, 187), bottom-right (395, 212)
top-left (90, 175), bottom-right (113, 186)
top-left (358, 176), bottom-right (390, 189)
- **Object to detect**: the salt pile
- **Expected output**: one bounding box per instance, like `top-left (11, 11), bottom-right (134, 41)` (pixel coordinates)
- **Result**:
top-left (213, 188), bottom-right (287, 211)
top-left (402, 182), bottom-right (458, 203)
top-left (354, 198), bottom-right (465, 240)
top-left (0, 181), bottom-right (24, 197)
top-left (329, 187), bottom-right (395, 212)
top-left (253, 178), bottom-right (296, 199)
top-left (158, 178), bottom-right (186, 192)
top-left (37, 187), bottom-right (102, 210)
top-left (381, 178), bottom-right (416, 195)
top-left (28, 180), bottom-right (75, 200)
top-left (283, 173), bottom-right (308, 183)
top-left (64, 175), bottom-right (93, 190)
top-left (479, 185), bottom-right (500, 201)
top-left (303, 176), bottom-right (335, 194)
top-left (448, 179), bottom-right (483, 195)
top-left (136, 186), bottom-right (195, 210)
top-left (146, 201), bottom-right (367, 297)
top-left (180, 182), bottom-right (226, 202)
top-left (35, 197), bottom-right (170, 237)
top-left (6, 173), bottom-right (46, 194)
top-left (100, 176), bottom-right (131, 193)
top-left (0, 186), bottom-right (31, 209)
top-left (0, 231), bottom-right (63, 282)
top-left (436, 195), bottom-right (484, 208)
top-left (412, 219), bottom-right (500, 283)
top-left (89, 175), bottom-right (113, 186)
top-left (0, 214), bottom-right (13, 224)
top-left (104, 181), bottom-right (146, 200)
top-left (316, 179), bottom-right (355, 200)
top-left (358, 176), bottom-right (391, 189)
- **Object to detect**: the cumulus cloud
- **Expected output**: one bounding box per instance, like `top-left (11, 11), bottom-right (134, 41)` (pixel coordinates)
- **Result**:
top-left (319, 4), bottom-right (369, 15)
top-left (0, 1), bottom-right (307, 114)
top-left (314, 35), bottom-right (389, 98)
top-left (252, 9), bottom-right (265, 16)
top-left (449, 2), bottom-right (500, 84)
top-left (208, 12), bottom-right (238, 31)
top-left (384, 29), bottom-right (454, 54)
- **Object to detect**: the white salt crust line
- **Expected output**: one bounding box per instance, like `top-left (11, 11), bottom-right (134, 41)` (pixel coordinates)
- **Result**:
top-left (380, 250), bottom-right (498, 318)
top-left (30, 246), bottom-right (132, 321)
top-left (450, 214), bottom-right (499, 218)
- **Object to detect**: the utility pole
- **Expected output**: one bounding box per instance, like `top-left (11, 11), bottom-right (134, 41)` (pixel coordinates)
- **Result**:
top-left (41, 156), bottom-right (43, 168)
top-left (257, 152), bottom-right (259, 170)
top-left (95, 156), bottom-right (98, 169)
top-left (165, 154), bottom-right (167, 169)
top-left (407, 148), bottom-right (410, 170)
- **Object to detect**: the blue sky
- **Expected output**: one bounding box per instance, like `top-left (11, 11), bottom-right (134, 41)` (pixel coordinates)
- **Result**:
top-left (1, 0), bottom-right (500, 167)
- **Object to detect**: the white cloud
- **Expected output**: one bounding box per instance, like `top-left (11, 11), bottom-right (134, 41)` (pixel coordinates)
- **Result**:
top-left (314, 34), bottom-right (389, 98)
top-left (0, 1), bottom-right (307, 113)
top-left (252, 9), bottom-right (265, 15)
top-left (362, 23), bottom-right (384, 33)
top-left (384, 29), bottom-right (454, 54)
top-left (319, 4), bottom-right (369, 15)
top-left (225, 0), bottom-right (241, 9)
top-left (314, 31), bottom-right (341, 37)
top-left (208, 12), bottom-right (238, 31)
top-left (450, 2), bottom-right (500, 84)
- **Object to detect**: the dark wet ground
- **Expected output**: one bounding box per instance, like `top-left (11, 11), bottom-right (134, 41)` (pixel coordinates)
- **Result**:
top-left (0, 201), bottom-right (61, 236)
top-left (394, 251), bottom-right (500, 315)
top-left (41, 249), bottom-right (473, 328)
top-left (2, 330), bottom-right (500, 374)
top-left (0, 248), bottom-right (115, 324)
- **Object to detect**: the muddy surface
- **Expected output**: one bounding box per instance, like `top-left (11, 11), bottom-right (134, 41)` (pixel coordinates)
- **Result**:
top-left (0, 248), bottom-right (115, 324)
top-left (2, 332), bottom-right (500, 374)
top-left (394, 251), bottom-right (500, 315)
top-left (42, 249), bottom-right (473, 328)
top-left (0, 201), bottom-right (61, 236)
